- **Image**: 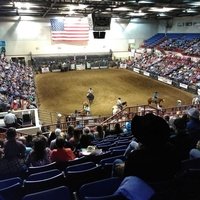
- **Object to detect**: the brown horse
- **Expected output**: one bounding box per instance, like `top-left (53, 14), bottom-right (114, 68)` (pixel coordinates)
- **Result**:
top-left (87, 93), bottom-right (94, 105)
top-left (148, 97), bottom-right (164, 106)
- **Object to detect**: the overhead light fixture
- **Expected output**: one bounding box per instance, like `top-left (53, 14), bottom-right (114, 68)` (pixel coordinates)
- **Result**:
top-left (15, 2), bottom-right (31, 9)
top-left (128, 12), bottom-right (146, 16)
top-left (133, 0), bottom-right (153, 3)
top-left (113, 7), bottom-right (132, 11)
top-left (185, 9), bottom-right (197, 13)
top-left (149, 7), bottom-right (177, 12)
top-left (157, 13), bottom-right (168, 17)
top-left (189, 2), bottom-right (200, 6)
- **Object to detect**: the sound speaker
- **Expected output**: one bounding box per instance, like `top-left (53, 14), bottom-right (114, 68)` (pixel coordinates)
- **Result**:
top-left (93, 31), bottom-right (106, 39)
top-left (99, 32), bottom-right (105, 38)
top-left (93, 32), bottom-right (99, 38)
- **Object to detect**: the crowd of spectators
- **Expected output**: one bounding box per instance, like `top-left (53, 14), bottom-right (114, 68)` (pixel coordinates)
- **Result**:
top-left (144, 33), bottom-right (200, 57)
top-left (0, 53), bottom-right (36, 112)
top-left (0, 105), bottom-right (200, 199)
top-left (0, 121), bottom-right (129, 176)
top-left (131, 51), bottom-right (200, 87)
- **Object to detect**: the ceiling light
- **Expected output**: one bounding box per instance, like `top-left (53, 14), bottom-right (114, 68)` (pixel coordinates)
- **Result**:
top-left (15, 2), bottom-right (31, 9)
top-left (113, 7), bottom-right (132, 11)
top-left (135, 0), bottom-right (154, 3)
top-left (189, 2), bottom-right (200, 6)
top-left (185, 9), bottom-right (197, 13)
top-left (149, 7), bottom-right (177, 12)
top-left (158, 13), bottom-right (168, 17)
top-left (128, 12), bottom-right (146, 16)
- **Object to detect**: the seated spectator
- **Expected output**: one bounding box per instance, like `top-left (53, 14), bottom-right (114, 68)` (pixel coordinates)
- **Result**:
top-left (18, 136), bottom-right (33, 159)
top-left (94, 125), bottom-right (105, 140)
top-left (48, 131), bottom-right (56, 146)
top-left (50, 129), bottom-right (73, 150)
top-left (186, 107), bottom-right (200, 147)
top-left (78, 127), bottom-right (94, 149)
top-left (170, 117), bottom-right (192, 160)
top-left (124, 120), bottom-right (132, 134)
top-left (50, 136), bottom-right (76, 163)
top-left (69, 128), bottom-right (82, 151)
top-left (124, 139), bottom-right (139, 159)
top-left (4, 127), bottom-right (26, 160)
top-left (49, 128), bottom-right (62, 150)
top-left (110, 123), bottom-right (124, 136)
top-left (26, 135), bottom-right (51, 167)
top-left (1, 127), bottom-right (26, 176)
top-left (189, 140), bottom-right (200, 159)
top-left (66, 125), bottom-right (75, 141)
top-left (3, 110), bottom-right (17, 128)
top-left (123, 113), bottom-right (181, 182)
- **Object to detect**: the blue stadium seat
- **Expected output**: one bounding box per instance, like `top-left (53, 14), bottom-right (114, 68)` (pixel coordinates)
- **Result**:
top-left (26, 169), bottom-right (62, 181)
top-left (100, 155), bottom-right (125, 166)
top-left (24, 170), bottom-right (65, 194)
top-left (22, 186), bottom-right (71, 200)
top-left (65, 165), bottom-right (103, 192)
top-left (27, 162), bottom-right (57, 175)
top-left (65, 162), bottom-right (96, 172)
top-left (78, 177), bottom-right (123, 200)
top-left (0, 177), bottom-right (23, 200)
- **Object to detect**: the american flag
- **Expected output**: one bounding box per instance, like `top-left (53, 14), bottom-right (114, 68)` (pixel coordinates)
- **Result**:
top-left (50, 18), bottom-right (90, 41)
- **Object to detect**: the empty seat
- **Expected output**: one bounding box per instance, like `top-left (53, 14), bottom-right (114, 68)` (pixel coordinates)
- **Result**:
top-left (24, 170), bottom-right (65, 194)
top-left (22, 186), bottom-right (71, 200)
top-left (109, 145), bottom-right (128, 151)
top-left (87, 151), bottom-right (112, 164)
top-left (26, 169), bottom-right (62, 181)
top-left (66, 162), bottom-right (96, 172)
top-left (78, 177), bottom-right (123, 200)
top-left (0, 177), bottom-right (23, 200)
top-left (100, 155), bottom-right (125, 166)
top-left (181, 158), bottom-right (200, 171)
top-left (27, 162), bottom-right (57, 175)
top-left (65, 165), bottom-right (103, 192)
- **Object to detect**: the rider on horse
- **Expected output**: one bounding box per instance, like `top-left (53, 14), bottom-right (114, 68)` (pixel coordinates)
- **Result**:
top-left (152, 91), bottom-right (159, 103)
top-left (87, 88), bottom-right (93, 97)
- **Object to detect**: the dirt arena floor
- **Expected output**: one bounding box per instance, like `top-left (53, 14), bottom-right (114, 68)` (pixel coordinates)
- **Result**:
top-left (35, 69), bottom-right (194, 116)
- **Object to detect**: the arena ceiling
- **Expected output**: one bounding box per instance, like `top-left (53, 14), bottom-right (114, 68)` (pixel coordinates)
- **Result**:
top-left (1, 0), bottom-right (200, 20)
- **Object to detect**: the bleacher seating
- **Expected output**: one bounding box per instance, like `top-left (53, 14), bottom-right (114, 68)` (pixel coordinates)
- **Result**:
top-left (0, 177), bottom-right (23, 200)
top-left (1, 32), bottom-right (200, 200)
top-left (22, 186), bottom-right (72, 200)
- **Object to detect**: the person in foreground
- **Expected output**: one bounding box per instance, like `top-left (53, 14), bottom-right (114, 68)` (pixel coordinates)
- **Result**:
top-left (124, 113), bottom-right (181, 182)
top-left (113, 113), bottom-right (181, 183)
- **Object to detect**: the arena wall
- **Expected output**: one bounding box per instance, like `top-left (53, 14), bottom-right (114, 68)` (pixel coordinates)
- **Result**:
top-left (158, 15), bottom-right (200, 33)
top-left (0, 17), bottom-right (158, 58)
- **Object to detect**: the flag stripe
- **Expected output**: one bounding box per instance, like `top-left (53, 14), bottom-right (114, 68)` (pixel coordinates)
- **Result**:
top-left (50, 18), bottom-right (89, 41)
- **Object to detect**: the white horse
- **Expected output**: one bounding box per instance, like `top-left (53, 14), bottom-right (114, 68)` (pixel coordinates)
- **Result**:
top-left (112, 105), bottom-right (121, 115)
top-left (192, 96), bottom-right (200, 105)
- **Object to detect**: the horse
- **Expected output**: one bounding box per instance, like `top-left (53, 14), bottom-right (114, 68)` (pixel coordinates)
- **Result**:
top-left (87, 93), bottom-right (94, 105)
top-left (192, 96), bottom-right (200, 105)
top-left (148, 97), bottom-right (164, 106)
top-left (112, 101), bottom-right (127, 115)
top-left (112, 105), bottom-right (120, 115)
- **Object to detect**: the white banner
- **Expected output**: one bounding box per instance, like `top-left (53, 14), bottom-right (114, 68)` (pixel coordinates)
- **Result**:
top-left (133, 68), bottom-right (140, 73)
top-left (52, 69), bottom-right (61, 72)
top-left (143, 71), bottom-right (150, 77)
top-left (158, 76), bottom-right (172, 85)
top-left (120, 63), bottom-right (127, 69)
top-left (41, 67), bottom-right (50, 73)
top-left (179, 83), bottom-right (188, 89)
top-left (76, 64), bottom-right (85, 70)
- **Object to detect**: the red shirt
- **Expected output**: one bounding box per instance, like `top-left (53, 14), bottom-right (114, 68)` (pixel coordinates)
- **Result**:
top-left (50, 148), bottom-right (76, 162)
